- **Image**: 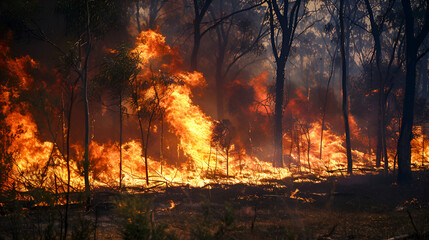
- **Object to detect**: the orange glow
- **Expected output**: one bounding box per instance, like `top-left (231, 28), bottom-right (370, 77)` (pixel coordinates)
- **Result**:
top-left (2, 29), bottom-right (428, 197)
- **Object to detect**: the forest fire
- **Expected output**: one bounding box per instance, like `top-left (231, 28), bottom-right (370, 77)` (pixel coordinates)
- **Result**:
top-left (2, 30), bottom-right (427, 192)
top-left (1, 0), bottom-right (429, 239)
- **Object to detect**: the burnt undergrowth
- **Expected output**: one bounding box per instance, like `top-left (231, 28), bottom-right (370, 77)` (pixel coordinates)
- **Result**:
top-left (1, 171), bottom-right (428, 239)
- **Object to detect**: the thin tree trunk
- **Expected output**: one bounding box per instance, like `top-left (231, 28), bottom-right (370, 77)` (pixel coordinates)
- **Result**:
top-left (297, 132), bottom-right (301, 172)
top-left (119, 94), bottom-right (123, 190)
top-left (364, 0), bottom-right (384, 169)
top-left (207, 144), bottom-right (211, 175)
top-left (288, 127), bottom-right (293, 170)
top-left (63, 85), bottom-right (76, 240)
top-left (418, 53), bottom-right (428, 100)
top-left (422, 131), bottom-right (426, 167)
top-left (320, 49), bottom-right (337, 161)
top-left (144, 108), bottom-right (156, 186)
top-left (136, 0), bottom-right (141, 33)
top-left (138, 112), bottom-right (145, 157)
top-left (160, 113), bottom-right (164, 175)
top-left (214, 149), bottom-right (218, 178)
top-left (339, 0), bottom-right (353, 175)
top-left (273, 59), bottom-right (286, 167)
top-left (226, 148), bottom-right (229, 177)
top-left (383, 122), bottom-right (389, 174)
top-left (306, 130), bottom-right (311, 172)
top-left (83, 0), bottom-right (92, 207)
top-left (83, 63), bottom-right (90, 204)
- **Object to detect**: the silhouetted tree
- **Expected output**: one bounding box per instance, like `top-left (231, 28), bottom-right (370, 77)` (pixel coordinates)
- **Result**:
top-left (191, 0), bottom-right (213, 70)
top-left (268, 0), bottom-right (304, 167)
top-left (397, 0), bottom-right (429, 183)
top-left (339, 0), bottom-right (353, 174)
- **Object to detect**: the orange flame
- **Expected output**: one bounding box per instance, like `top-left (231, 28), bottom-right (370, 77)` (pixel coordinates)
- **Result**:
top-left (2, 29), bottom-right (428, 196)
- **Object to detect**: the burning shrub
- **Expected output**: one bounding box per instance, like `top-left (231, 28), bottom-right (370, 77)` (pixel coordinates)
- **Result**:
top-left (0, 118), bottom-right (13, 191)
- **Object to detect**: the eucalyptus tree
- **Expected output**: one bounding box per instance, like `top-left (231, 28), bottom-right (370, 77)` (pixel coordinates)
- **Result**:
top-left (268, 0), bottom-right (305, 167)
top-left (397, 0), bottom-right (429, 183)
top-left (96, 44), bottom-right (140, 189)
top-left (191, 0), bottom-right (214, 70)
top-left (338, 0), bottom-right (353, 174)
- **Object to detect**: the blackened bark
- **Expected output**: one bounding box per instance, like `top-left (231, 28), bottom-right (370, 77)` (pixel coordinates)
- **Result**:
top-left (78, 1), bottom-right (93, 209)
top-left (397, 42), bottom-right (417, 183)
top-left (137, 110), bottom-right (146, 181)
top-left (339, 0), bottom-right (353, 174)
top-left (269, 0), bottom-right (302, 168)
top-left (397, 0), bottom-right (429, 183)
top-left (83, 68), bottom-right (90, 203)
top-left (420, 54), bottom-right (428, 100)
top-left (273, 59), bottom-right (286, 167)
top-left (364, 0), bottom-right (386, 169)
top-left (136, 0), bottom-right (141, 33)
top-left (190, 0), bottom-right (213, 71)
top-left (215, 42), bottom-right (226, 120)
top-left (144, 109), bottom-right (155, 186)
top-left (63, 82), bottom-right (77, 240)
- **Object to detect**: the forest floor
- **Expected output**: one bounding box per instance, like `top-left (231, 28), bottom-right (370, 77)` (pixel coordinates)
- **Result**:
top-left (1, 171), bottom-right (429, 239)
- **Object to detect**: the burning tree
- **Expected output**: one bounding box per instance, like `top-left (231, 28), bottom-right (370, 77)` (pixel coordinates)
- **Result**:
top-left (96, 44), bottom-right (140, 189)
top-left (211, 120), bottom-right (233, 177)
top-left (131, 70), bottom-right (178, 186)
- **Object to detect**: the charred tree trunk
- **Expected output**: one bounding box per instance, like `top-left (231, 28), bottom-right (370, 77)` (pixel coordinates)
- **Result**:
top-left (119, 94), bottom-right (123, 190)
top-left (419, 54), bottom-right (428, 100)
top-left (383, 127), bottom-right (389, 173)
top-left (273, 59), bottom-right (286, 167)
top-left (80, 1), bottom-right (93, 208)
top-left (268, 0), bottom-right (302, 168)
top-left (137, 110), bottom-right (146, 178)
top-left (297, 131), bottom-right (301, 172)
top-left (160, 113), bottom-right (164, 174)
top-left (83, 63), bottom-right (90, 204)
top-left (190, 0), bottom-right (213, 71)
top-left (136, 0), bottom-right (141, 33)
top-left (226, 147), bottom-right (229, 177)
top-left (144, 108), bottom-right (156, 186)
top-left (364, 0), bottom-right (385, 169)
top-left (339, 0), bottom-right (353, 175)
top-left (63, 82), bottom-right (77, 240)
top-left (397, 43), bottom-right (417, 183)
top-left (397, 0), bottom-right (429, 183)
